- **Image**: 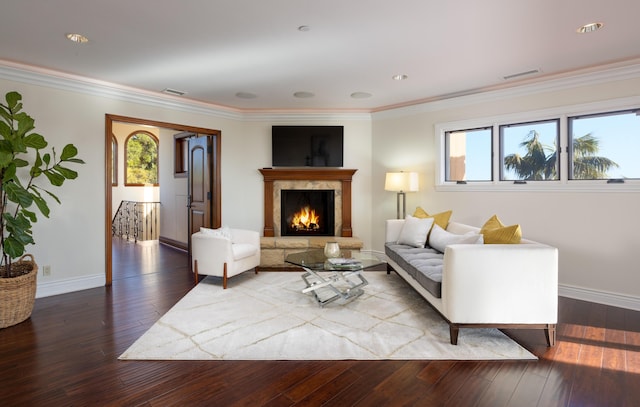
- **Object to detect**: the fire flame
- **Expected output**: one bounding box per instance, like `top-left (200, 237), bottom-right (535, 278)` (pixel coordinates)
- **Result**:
top-left (291, 206), bottom-right (320, 231)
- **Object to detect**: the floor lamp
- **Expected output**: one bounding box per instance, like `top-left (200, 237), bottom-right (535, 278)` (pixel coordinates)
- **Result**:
top-left (385, 172), bottom-right (419, 219)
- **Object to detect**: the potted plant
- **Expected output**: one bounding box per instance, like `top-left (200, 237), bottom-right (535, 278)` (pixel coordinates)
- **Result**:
top-left (0, 91), bottom-right (84, 328)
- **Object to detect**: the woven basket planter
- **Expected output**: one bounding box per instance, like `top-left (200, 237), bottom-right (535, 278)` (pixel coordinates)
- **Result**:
top-left (0, 254), bottom-right (38, 329)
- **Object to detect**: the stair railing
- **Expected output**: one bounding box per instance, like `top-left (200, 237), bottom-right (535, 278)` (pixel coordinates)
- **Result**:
top-left (112, 201), bottom-right (161, 242)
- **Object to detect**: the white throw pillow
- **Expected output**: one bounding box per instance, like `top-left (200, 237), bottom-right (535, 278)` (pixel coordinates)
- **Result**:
top-left (200, 226), bottom-right (232, 240)
top-left (428, 224), bottom-right (483, 253)
top-left (397, 215), bottom-right (434, 248)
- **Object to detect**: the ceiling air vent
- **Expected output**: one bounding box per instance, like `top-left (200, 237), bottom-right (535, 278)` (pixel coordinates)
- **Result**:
top-left (161, 88), bottom-right (186, 96)
top-left (503, 69), bottom-right (540, 80)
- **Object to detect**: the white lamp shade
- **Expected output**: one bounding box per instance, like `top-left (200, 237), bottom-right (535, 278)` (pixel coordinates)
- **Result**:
top-left (385, 172), bottom-right (419, 192)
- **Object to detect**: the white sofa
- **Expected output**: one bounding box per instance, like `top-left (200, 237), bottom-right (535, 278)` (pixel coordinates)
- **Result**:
top-left (191, 228), bottom-right (260, 289)
top-left (385, 219), bottom-right (558, 345)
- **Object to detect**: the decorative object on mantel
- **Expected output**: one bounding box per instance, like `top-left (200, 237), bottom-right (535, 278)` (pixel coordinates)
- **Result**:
top-left (385, 171), bottom-right (419, 219)
top-left (0, 91), bottom-right (84, 329)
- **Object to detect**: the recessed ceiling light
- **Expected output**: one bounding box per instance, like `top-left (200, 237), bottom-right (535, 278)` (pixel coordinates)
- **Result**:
top-left (577, 22), bottom-right (603, 34)
top-left (392, 74), bottom-right (408, 81)
top-left (161, 88), bottom-right (186, 96)
top-left (350, 92), bottom-right (372, 99)
top-left (235, 92), bottom-right (257, 99)
top-left (66, 33), bottom-right (89, 44)
top-left (293, 91), bottom-right (315, 98)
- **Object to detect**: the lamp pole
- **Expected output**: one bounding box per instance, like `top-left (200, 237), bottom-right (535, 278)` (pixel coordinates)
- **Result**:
top-left (397, 190), bottom-right (406, 219)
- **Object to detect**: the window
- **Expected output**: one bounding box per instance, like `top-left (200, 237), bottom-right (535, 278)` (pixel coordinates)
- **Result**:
top-left (500, 119), bottom-right (559, 181)
top-left (444, 127), bottom-right (492, 182)
top-left (112, 135), bottom-right (118, 186)
top-left (125, 131), bottom-right (159, 186)
top-left (436, 96), bottom-right (640, 191)
top-left (568, 109), bottom-right (640, 180)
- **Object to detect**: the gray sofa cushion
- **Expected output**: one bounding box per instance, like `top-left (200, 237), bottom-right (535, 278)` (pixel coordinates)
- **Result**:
top-left (385, 243), bottom-right (444, 298)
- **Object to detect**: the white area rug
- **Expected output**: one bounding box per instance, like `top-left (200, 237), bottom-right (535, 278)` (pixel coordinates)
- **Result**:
top-left (119, 272), bottom-right (536, 361)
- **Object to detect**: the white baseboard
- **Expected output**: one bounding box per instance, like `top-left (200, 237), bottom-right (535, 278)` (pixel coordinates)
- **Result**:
top-left (559, 284), bottom-right (640, 311)
top-left (36, 274), bottom-right (106, 299)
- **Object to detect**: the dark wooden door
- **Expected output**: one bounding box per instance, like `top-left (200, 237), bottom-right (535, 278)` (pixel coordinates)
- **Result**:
top-left (187, 134), bottom-right (212, 248)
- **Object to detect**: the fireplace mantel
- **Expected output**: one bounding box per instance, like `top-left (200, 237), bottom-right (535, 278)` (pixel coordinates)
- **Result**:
top-left (259, 168), bottom-right (357, 237)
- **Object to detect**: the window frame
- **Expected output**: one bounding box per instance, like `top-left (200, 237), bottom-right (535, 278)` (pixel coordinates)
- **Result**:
top-left (444, 126), bottom-right (493, 183)
top-left (124, 130), bottom-right (160, 187)
top-left (498, 118), bottom-right (560, 182)
top-left (568, 108), bottom-right (640, 181)
top-left (435, 96), bottom-right (640, 192)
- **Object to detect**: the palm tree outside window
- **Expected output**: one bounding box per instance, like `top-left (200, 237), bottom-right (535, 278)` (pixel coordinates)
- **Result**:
top-left (501, 120), bottom-right (560, 181)
top-left (567, 109), bottom-right (640, 180)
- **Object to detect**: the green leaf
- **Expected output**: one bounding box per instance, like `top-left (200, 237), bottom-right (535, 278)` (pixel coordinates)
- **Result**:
top-left (24, 133), bottom-right (48, 149)
top-left (42, 153), bottom-right (51, 165)
top-left (14, 112), bottom-right (35, 139)
top-left (2, 163), bottom-right (16, 182)
top-left (21, 208), bottom-right (38, 223)
top-left (5, 91), bottom-right (22, 110)
top-left (65, 158), bottom-right (85, 164)
top-left (13, 158), bottom-right (29, 167)
top-left (30, 194), bottom-right (50, 218)
top-left (54, 165), bottom-right (78, 180)
top-left (3, 236), bottom-right (25, 259)
top-left (4, 181), bottom-right (33, 208)
top-left (32, 185), bottom-right (61, 205)
top-left (43, 170), bottom-right (65, 186)
top-left (0, 121), bottom-right (11, 138)
top-left (60, 144), bottom-right (79, 160)
top-left (0, 151), bottom-right (14, 170)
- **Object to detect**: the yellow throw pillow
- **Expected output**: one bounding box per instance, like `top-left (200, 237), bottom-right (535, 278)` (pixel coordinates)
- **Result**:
top-left (481, 214), bottom-right (522, 244)
top-left (413, 207), bottom-right (452, 230)
top-left (480, 214), bottom-right (504, 233)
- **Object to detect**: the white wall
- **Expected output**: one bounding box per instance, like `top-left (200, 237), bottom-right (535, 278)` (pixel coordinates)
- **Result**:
top-left (0, 67), bottom-right (374, 298)
top-left (3, 62), bottom-right (639, 310)
top-left (372, 73), bottom-right (640, 309)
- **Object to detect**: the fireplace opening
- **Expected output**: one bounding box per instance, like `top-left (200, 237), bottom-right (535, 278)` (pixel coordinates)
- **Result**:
top-left (281, 189), bottom-right (335, 236)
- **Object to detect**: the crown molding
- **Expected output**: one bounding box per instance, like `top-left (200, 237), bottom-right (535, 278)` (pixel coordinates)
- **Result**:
top-left (372, 59), bottom-right (640, 120)
top-left (3, 58), bottom-right (640, 123)
top-left (0, 60), bottom-right (371, 123)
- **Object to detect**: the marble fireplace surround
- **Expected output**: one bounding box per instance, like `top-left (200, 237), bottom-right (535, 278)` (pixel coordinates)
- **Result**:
top-left (259, 168), bottom-right (356, 237)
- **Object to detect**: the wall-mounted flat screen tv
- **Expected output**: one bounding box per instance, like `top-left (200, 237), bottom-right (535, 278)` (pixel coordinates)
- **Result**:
top-left (272, 126), bottom-right (344, 167)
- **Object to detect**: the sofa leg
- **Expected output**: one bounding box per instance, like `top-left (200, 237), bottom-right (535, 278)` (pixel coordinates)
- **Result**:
top-left (255, 267), bottom-right (259, 274)
top-left (545, 324), bottom-right (556, 347)
top-left (386, 264), bottom-right (394, 275)
top-left (223, 263), bottom-right (228, 289)
top-left (193, 260), bottom-right (199, 285)
top-left (450, 325), bottom-right (459, 345)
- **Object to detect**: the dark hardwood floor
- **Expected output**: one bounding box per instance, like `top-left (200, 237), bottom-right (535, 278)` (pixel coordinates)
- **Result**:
top-left (1, 238), bottom-right (638, 406)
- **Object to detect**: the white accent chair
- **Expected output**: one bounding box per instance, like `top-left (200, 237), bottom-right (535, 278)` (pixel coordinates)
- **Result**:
top-left (191, 227), bottom-right (261, 288)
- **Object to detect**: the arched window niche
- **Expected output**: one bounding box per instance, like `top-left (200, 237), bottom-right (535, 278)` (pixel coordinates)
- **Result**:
top-left (124, 131), bottom-right (159, 186)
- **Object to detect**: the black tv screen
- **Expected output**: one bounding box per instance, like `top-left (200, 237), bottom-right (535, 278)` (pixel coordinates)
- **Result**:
top-left (271, 126), bottom-right (344, 167)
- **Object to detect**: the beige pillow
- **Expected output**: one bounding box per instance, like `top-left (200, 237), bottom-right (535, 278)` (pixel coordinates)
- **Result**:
top-left (397, 215), bottom-right (435, 248)
top-left (428, 224), bottom-right (484, 253)
top-left (480, 215), bottom-right (522, 244)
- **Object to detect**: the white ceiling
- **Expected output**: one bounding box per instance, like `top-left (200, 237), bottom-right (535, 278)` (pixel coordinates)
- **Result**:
top-left (1, 0), bottom-right (639, 112)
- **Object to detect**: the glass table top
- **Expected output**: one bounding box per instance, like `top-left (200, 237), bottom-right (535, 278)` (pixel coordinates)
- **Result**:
top-left (285, 249), bottom-right (384, 271)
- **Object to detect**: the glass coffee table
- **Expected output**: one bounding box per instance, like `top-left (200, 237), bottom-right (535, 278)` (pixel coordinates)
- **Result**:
top-left (286, 249), bottom-right (384, 307)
